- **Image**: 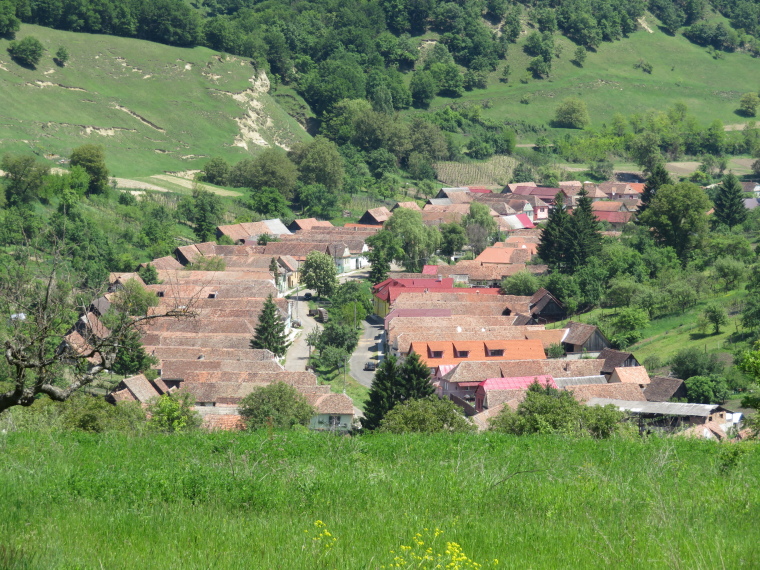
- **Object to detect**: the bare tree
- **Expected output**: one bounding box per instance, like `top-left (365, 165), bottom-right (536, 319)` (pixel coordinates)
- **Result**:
top-left (0, 240), bottom-right (195, 414)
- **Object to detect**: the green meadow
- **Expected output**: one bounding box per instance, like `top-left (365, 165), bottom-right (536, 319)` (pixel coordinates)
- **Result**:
top-left (417, 13), bottom-right (760, 142)
top-left (0, 25), bottom-right (309, 177)
top-left (0, 430), bottom-right (758, 569)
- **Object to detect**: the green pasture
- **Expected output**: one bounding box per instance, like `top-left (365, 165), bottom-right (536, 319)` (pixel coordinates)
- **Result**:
top-left (0, 430), bottom-right (757, 569)
top-left (0, 25), bottom-right (309, 177)
top-left (416, 13), bottom-right (760, 142)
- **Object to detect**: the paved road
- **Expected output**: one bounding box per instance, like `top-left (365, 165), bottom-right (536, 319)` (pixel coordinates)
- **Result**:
top-left (283, 291), bottom-right (318, 372)
top-left (349, 316), bottom-right (385, 388)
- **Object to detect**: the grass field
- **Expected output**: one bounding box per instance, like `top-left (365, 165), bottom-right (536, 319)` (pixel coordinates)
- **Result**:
top-left (0, 25), bottom-right (310, 177)
top-left (413, 13), bottom-right (760, 143)
top-left (0, 430), bottom-right (758, 569)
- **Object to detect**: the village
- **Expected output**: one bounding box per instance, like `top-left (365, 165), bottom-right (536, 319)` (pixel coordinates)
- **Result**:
top-left (64, 180), bottom-right (756, 441)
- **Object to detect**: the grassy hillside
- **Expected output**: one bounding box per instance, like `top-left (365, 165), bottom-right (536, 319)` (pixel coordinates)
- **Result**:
top-left (0, 25), bottom-right (310, 177)
top-left (0, 430), bottom-right (758, 569)
top-left (417, 14), bottom-right (760, 142)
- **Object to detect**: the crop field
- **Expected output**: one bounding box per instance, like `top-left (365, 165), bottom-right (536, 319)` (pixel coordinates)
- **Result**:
top-left (434, 155), bottom-right (516, 187)
top-left (0, 430), bottom-right (758, 569)
top-left (0, 25), bottom-right (309, 177)
top-left (412, 13), bottom-right (760, 143)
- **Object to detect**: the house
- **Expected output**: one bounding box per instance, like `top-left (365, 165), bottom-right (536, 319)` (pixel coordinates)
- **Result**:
top-left (216, 220), bottom-right (292, 243)
top-left (108, 272), bottom-right (146, 292)
top-left (609, 366), bottom-right (650, 386)
top-left (371, 277), bottom-right (457, 317)
top-left (499, 214), bottom-right (535, 231)
top-left (391, 201), bottom-right (422, 212)
top-left (594, 210), bottom-right (633, 230)
top-left (562, 321), bottom-right (610, 354)
top-left (306, 393), bottom-right (355, 431)
top-left (678, 421), bottom-right (728, 441)
top-left (358, 207), bottom-right (392, 225)
top-left (511, 186), bottom-right (562, 205)
top-left (504, 181), bottom-right (536, 193)
top-left (585, 399), bottom-right (728, 430)
top-left (475, 247), bottom-right (532, 265)
top-left (383, 308), bottom-right (452, 330)
top-left (553, 375), bottom-right (607, 389)
top-left (474, 375), bottom-right (556, 412)
top-left (288, 218), bottom-right (334, 232)
top-left (438, 359), bottom-right (605, 400)
top-left (741, 181), bottom-right (760, 196)
top-left (529, 288), bottom-right (565, 323)
top-left (109, 374), bottom-right (162, 405)
top-left (471, 403), bottom-right (509, 430)
top-left (643, 376), bottom-right (687, 402)
top-left (409, 339), bottom-right (546, 369)
top-left (591, 201), bottom-right (630, 213)
top-left (597, 348), bottom-right (640, 377)
top-left (141, 256), bottom-right (184, 271)
top-left (568, 383), bottom-right (647, 402)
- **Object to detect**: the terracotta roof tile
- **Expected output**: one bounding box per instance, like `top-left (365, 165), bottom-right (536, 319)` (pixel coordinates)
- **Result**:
top-left (610, 366), bottom-right (650, 385)
top-left (569, 383), bottom-right (646, 402)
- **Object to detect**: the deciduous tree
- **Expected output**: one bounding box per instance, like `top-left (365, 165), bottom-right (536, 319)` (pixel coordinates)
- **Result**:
top-left (553, 97), bottom-right (590, 129)
top-left (239, 382), bottom-right (315, 430)
top-left (69, 144), bottom-right (109, 195)
top-left (637, 182), bottom-right (711, 263)
top-left (1, 153), bottom-right (49, 205)
top-left (7, 36), bottom-right (44, 67)
top-left (378, 396), bottom-right (475, 433)
top-left (301, 251), bottom-right (338, 299)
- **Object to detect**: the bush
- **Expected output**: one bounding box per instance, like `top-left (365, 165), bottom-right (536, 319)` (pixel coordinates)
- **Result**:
top-left (147, 392), bottom-right (201, 433)
top-left (489, 382), bottom-right (625, 438)
top-left (239, 382), bottom-right (315, 430)
top-left (669, 347), bottom-right (723, 380)
top-left (7, 36), bottom-right (44, 67)
top-left (378, 397), bottom-right (475, 434)
top-left (684, 375), bottom-right (729, 404)
top-left (553, 98), bottom-right (590, 129)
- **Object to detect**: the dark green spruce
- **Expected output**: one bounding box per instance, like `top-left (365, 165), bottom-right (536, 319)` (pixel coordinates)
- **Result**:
top-left (250, 294), bottom-right (290, 357)
top-left (713, 173), bottom-right (747, 228)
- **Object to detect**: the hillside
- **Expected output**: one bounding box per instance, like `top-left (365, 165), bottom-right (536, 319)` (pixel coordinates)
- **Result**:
top-left (0, 25), bottom-right (310, 177)
top-left (418, 13), bottom-right (760, 141)
top-left (0, 430), bottom-right (757, 568)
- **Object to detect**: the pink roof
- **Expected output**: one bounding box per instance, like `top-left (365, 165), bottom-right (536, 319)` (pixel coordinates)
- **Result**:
top-left (515, 214), bottom-right (535, 228)
top-left (435, 364), bottom-right (457, 378)
top-left (481, 375), bottom-right (556, 390)
top-left (468, 187), bottom-right (493, 193)
top-left (422, 265), bottom-right (439, 275)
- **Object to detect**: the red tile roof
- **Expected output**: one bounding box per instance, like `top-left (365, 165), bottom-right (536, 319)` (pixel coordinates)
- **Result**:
top-left (410, 339), bottom-right (546, 366)
top-left (594, 211), bottom-right (633, 224)
top-left (481, 375), bottom-right (556, 390)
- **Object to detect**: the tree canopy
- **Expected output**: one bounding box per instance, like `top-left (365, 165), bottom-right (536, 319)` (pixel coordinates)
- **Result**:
top-left (239, 381), bottom-right (315, 430)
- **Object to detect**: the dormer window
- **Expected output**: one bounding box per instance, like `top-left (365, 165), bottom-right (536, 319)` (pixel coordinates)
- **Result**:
top-left (455, 350), bottom-right (469, 358)
top-left (430, 351), bottom-right (443, 359)
top-left (156, 291), bottom-right (164, 298)
top-left (488, 349), bottom-right (504, 357)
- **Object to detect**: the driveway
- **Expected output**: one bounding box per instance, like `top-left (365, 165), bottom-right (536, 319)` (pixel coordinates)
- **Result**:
top-left (283, 290), bottom-right (318, 372)
top-left (349, 316), bottom-right (385, 388)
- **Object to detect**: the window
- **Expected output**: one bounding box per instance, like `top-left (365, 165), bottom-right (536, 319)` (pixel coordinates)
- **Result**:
top-left (430, 351), bottom-right (443, 358)
top-left (455, 351), bottom-right (469, 358)
top-left (328, 415), bottom-right (341, 428)
top-left (156, 291), bottom-right (164, 298)
top-left (488, 349), bottom-right (504, 357)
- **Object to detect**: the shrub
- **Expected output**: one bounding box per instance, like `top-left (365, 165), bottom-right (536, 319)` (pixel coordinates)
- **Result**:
top-left (147, 392), bottom-right (201, 433)
top-left (239, 382), bottom-right (315, 430)
top-left (378, 397), bottom-right (476, 434)
top-left (553, 98), bottom-right (590, 129)
top-left (7, 36), bottom-right (44, 67)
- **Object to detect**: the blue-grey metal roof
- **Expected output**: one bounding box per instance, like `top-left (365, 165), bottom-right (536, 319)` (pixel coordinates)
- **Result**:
top-left (555, 376), bottom-right (607, 388)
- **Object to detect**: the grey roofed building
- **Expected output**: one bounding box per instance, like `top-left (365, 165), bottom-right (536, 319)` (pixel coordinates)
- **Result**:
top-left (744, 197), bottom-right (760, 210)
top-left (585, 399), bottom-right (724, 418)
top-left (597, 348), bottom-right (639, 375)
top-left (426, 198), bottom-right (453, 206)
top-left (554, 376), bottom-right (607, 389)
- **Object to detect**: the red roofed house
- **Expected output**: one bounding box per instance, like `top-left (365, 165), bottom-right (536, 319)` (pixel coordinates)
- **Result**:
top-left (409, 338), bottom-right (546, 369)
top-left (467, 186), bottom-right (493, 194)
top-left (358, 207), bottom-right (392, 226)
top-left (288, 218), bottom-right (334, 232)
top-left (594, 210), bottom-right (633, 230)
top-left (372, 277), bottom-right (456, 317)
top-left (475, 375), bottom-right (556, 412)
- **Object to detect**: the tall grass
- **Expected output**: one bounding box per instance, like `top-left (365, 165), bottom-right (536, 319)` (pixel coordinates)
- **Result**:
top-left (0, 430), bottom-right (757, 568)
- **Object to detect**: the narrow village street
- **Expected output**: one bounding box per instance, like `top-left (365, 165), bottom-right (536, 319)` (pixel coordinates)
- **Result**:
top-left (283, 291), bottom-right (318, 372)
top-left (349, 317), bottom-right (384, 388)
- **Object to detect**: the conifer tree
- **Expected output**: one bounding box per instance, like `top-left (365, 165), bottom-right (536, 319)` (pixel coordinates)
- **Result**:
top-left (250, 294), bottom-right (290, 357)
top-left (638, 163), bottom-right (671, 218)
top-left (566, 188), bottom-right (602, 270)
top-left (363, 355), bottom-right (401, 430)
top-left (269, 257), bottom-right (280, 288)
top-left (537, 192), bottom-right (570, 272)
top-left (399, 352), bottom-right (435, 401)
top-left (713, 173), bottom-right (747, 228)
